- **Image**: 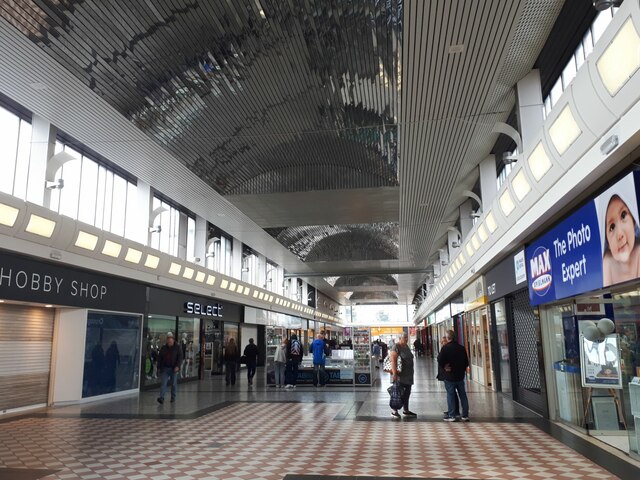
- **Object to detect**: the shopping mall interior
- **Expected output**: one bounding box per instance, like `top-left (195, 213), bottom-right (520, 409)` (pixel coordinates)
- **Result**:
top-left (2, 0), bottom-right (640, 479)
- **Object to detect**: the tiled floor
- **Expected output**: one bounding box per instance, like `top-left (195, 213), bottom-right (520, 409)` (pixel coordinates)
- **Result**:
top-left (0, 359), bottom-right (638, 480)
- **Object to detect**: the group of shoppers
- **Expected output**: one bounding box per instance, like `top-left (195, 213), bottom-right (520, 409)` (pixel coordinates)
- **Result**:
top-left (157, 328), bottom-right (470, 423)
top-left (388, 329), bottom-right (469, 422)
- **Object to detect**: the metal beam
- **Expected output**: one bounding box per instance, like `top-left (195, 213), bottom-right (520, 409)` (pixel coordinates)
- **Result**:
top-left (285, 268), bottom-right (432, 278)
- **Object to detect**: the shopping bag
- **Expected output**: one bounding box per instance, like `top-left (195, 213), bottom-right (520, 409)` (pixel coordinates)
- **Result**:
top-left (388, 381), bottom-right (404, 410)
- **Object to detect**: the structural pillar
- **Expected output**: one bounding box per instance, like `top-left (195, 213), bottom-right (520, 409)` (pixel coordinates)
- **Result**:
top-left (479, 155), bottom-right (497, 212)
top-left (516, 69), bottom-right (544, 152)
top-left (232, 237), bottom-right (243, 279)
top-left (29, 115), bottom-right (57, 207)
top-left (459, 199), bottom-right (474, 240)
top-left (194, 215), bottom-right (207, 266)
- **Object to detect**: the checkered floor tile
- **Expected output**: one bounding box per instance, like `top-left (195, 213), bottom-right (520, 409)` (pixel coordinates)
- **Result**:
top-left (0, 402), bottom-right (620, 479)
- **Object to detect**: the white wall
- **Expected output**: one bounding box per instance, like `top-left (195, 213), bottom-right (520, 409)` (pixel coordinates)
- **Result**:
top-left (50, 308), bottom-right (87, 404)
top-left (240, 324), bottom-right (258, 355)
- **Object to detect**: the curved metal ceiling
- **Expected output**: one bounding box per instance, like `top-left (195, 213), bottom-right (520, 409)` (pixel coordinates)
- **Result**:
top-left (0, 0), bottom-right (401, 195)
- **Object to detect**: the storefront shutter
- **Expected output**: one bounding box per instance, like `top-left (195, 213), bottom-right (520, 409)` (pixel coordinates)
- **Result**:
top-left (0, 304), bottom-right (54, 411)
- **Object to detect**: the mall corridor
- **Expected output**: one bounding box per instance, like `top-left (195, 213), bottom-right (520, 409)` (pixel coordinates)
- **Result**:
top-left (0, 358), bottom-right (638, 480)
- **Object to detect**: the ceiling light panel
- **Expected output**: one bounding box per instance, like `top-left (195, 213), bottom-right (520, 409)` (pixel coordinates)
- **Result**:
top-left (527, 143), bottom-right (552, 181)
top-left (169, 262), bottom-right (182, 275)
top-left (145, 254), bottom-right (160, 269)
top-left (25, 214), bottom-right (56, 238)
top-left (500, 190), bottom-right (516, 216)
top-left (195, 271), bottom-right (206, 282)
top-left (102, 240), bottom-right (122, 258)
top-left (75, 231), bottom-right (99, 251)
top-left (206, 275), bottom-right (216, 285)
top-left (125, 248), bottom-right (143, 264)
top-left (549, 105), bottom-right (582, 155)
top-left (597, 18), bottom-right (640, 96)
top-left (182, 267), bottom-right (194, 279)
top-left (0, 203), bottom-right (19, 227)
top-left (511, 170), bottom-right (532, 201)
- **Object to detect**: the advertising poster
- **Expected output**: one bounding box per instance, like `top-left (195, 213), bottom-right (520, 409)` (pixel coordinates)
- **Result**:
top-left (580, 334), bottom-right (623, 389)
top-left (526, 171), bottom-right (640, 305)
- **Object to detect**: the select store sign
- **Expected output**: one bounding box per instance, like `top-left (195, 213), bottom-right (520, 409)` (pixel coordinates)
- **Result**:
top-left (526, 171), bottom-right (640, 305)
top-left (0, 251), bottom-right (146, 311)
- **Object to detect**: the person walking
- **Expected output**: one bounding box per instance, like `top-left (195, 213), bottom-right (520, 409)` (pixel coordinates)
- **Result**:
top-left (284, 334), bottom-right (303, 389)
top-left (389, 332), bottom-right (416, 419)
top-left (273, 338), bottom-right (288, 388)
top-left (413, 337), bottom-right (423, 357)
top-left (311, 333), bottom-right (327, 387)
top-left (372, 341), bottom-right (381, 369)
top-left (438, 330), bottom-right (470, 422)
top-left (157, 332), bottom-right (183, 404)
top-left (243, 338), bottom-right (259, 386)
top-left (224, 338), bottom-right (239, 386)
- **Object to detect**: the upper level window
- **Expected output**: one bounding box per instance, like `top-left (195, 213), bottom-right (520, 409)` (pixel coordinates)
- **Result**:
top-left (206, 226), bottom-right (233, 276)
top-left (242, 246), bottom-right (260, 286)
top-left (150, 195), bottom-right (196, 260)
top-left (265, 260), bottom-right (282, 293)
top-left (51, 141), bottom-right (138, 239)
top-left (543, 7), bottom-right (618, 119)
top-left (0, 104), bottom-right (32, 201)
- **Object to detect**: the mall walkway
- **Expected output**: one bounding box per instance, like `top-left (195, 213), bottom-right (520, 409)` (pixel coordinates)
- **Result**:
top-left (0, 358), bottom-right (638, 480)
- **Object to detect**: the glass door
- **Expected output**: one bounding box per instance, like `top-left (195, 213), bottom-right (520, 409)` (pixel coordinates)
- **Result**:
top-left (481, 306), bottom-right (493, 388)
top-left (494, 300), bottom-right (512, 393)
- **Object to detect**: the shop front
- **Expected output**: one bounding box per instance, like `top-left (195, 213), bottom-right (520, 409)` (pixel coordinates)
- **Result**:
top-left (462, 277), bottom-right (493, 389)
top-left (0, 250), bottom-right (147, 411)
top-left (527, 170), bottom-right (640, 458)
top-left (486, 250), bottom-right (548, 415)
top-left (143, 287), bottom-right (242, 388)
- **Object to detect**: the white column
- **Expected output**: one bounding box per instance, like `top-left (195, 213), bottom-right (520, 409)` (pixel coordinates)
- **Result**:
top-left (28, 115), bottom-right (57, 207)
top-left (301, 281), bottom-right (308, 306)
top-left (258, 254), bottom-right (267, 289)
top-left (194, 215), bottom-right (207, 266)
top-left (516, 69), bottom-right (544, 152)
top-left (232, 237), bottom-right (242, 279)
top-left (447, 229), bottom-right (461, 259)
top-left (459, 199), bottom-right (474, 240)
top-left (479, 155), bottom-right (497, 212)
top-left (134, 181), bottom-right (151, 246)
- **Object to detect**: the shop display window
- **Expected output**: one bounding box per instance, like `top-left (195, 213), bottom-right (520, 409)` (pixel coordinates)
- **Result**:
top-left (82, 312), bottom-right (142, 398)
top-left (542, 296), bottom-right (639, 458)
top-left (141, 315), bottom-right (176, 388)
top-left (177, 317), bottom-right (201, 379)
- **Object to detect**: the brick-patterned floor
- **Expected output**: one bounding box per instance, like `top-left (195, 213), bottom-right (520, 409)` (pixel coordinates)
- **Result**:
top-left (0, 401), bottom-right (620, 479)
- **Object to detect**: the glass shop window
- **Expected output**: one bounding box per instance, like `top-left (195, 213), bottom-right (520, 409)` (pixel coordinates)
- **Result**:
top-left (0, 104), bottom-right (32, 200)
top-left (82, 312), bottom-right (142, 398)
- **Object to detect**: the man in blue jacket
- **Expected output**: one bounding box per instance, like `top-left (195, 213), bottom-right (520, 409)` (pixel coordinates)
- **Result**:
top-left (311, 333), bottom-right (327, 387)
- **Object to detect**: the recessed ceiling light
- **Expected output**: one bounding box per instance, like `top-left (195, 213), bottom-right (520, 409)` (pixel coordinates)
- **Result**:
top-left (45, 304), bottom-right (53, 308)
top-left (448, 44), bottom-right (464, 54)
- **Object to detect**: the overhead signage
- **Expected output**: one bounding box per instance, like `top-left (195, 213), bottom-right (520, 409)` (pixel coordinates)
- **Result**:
top-left (526, 171), bottom-right (640, 305)
top-left (463, 276), bottom-right (487, 310)
top-left (0, 250), bottom-right (146, 312)
top-left (184, 301), bottom-right (223, 317)
top-left (486, 250), bottom-right (526, 301)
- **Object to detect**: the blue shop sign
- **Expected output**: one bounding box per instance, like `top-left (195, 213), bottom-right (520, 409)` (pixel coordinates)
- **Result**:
top-left (526, 171), bottom-right (640, 305)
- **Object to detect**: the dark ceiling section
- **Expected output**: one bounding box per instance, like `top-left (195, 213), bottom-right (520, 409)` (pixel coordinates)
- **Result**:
top-left (350, 291), bottom-right (398, 304)
top-left (492, 1), bottom-right (598, 169)
top-left (334, 274), bottom-right (397, 288)
top-left (0, 0), bottom-right (402, 195)
top-left (266, 223), bottom-right (398, 262)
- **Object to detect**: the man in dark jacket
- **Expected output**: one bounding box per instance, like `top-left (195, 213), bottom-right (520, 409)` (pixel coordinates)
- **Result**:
top-left (285, 334), bottom-right (303, 389)
top-left (157, 332), bottom-right (183, 404)
top-left (243, 338), bottom-right (259, 385)
top-left (437, 330), bottom-right (470, 422)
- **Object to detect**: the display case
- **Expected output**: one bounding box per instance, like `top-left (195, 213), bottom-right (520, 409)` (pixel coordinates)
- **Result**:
top-left (353, 327), bottom-right (372, 385)
top-left (265, 326), bottom-right (285, 385)
top-left (298, 350), bottom-right (355, 385)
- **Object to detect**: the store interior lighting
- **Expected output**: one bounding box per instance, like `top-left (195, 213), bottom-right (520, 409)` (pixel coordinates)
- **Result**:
top-left (25, 214), bottom-right (56, 238)
top-left (549, 106), bottom-right (582, 155)
top-left (512, 169), bottom-right (532, 201)
top-left (527, 143), bottom-right (552, 181)
top-left (597, 18), bottom-right (640, 95)
top-left (0, 203), bottom-right (19, 227)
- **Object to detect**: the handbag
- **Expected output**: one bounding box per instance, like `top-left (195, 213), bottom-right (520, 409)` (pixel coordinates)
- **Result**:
top-left (382, 353), bottom-right (403, 373)
top-left (388, 381), bottom-right (404, 410)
